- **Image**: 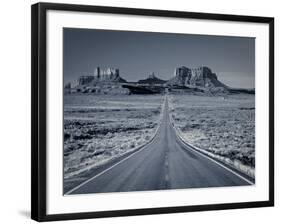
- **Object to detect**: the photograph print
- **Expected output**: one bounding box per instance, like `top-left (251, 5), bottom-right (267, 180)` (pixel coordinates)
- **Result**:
top-left (63, 28), bottom-right (255, 195)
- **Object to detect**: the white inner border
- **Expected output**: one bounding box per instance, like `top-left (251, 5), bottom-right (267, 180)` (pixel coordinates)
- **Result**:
top-left (46, 10), bottom-right (269, 215)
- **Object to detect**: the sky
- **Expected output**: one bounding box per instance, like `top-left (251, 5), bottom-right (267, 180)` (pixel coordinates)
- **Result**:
top-left (63, 28), bottom-right (255, 88)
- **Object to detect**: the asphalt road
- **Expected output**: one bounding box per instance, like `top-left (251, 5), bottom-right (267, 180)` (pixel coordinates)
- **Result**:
top-left (67, 96), bottom-right (252, 195)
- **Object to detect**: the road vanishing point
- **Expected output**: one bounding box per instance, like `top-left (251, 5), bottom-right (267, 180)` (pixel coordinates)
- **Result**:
top-left (66, 96), bottom-right (253, 195)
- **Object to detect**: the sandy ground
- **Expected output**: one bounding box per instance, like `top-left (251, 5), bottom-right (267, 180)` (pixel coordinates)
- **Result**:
top-left (63, 94), bottom-right (164, 189)
top-left (169, 93), bottom-right (255, 168)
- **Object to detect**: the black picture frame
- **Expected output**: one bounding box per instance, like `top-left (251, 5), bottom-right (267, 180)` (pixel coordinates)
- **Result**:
top-left (31, 2), bottom-right (274, 222)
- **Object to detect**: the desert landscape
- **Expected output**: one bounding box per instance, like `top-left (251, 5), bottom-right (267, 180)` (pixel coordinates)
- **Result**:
top-left (63, 65), bottom-right (255, 193)
top-left (63, 94), bottom-right (164, 192)
top-left (60, 26), bottom-right (258, 195)
top-left (168, 93), bottom-right (255, 178)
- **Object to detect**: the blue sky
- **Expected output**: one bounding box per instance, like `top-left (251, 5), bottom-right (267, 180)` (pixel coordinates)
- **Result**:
top-left (64, 28), bottom-right (255, 88)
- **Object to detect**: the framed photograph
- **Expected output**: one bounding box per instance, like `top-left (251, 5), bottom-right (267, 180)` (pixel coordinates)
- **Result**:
top-left (31, 2), bottom-right (274, 222)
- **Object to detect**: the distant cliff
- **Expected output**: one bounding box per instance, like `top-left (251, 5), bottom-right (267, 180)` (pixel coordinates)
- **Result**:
top-left (138, 72), bottom-right (167, 84)
top-left (168, 66), bottom-right (227, 89)
top-left (78, 67), bottom-right (127, 85)
top-left (71, 65), bottom-right (252, 95)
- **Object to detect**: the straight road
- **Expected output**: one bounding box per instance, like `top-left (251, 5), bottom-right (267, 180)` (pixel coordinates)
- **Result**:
top-left (67, 96), bottom-right (252, 195)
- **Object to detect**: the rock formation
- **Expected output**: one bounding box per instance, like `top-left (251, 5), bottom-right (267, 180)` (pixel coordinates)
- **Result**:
top-left (78, 67), bottom-right (126, 85)
top-left (168, 66), bottom-right (227, 89)
top-left (71, 65), bottom-right (250, 95)
top-left (138, 72), bottom-right (167, 84)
